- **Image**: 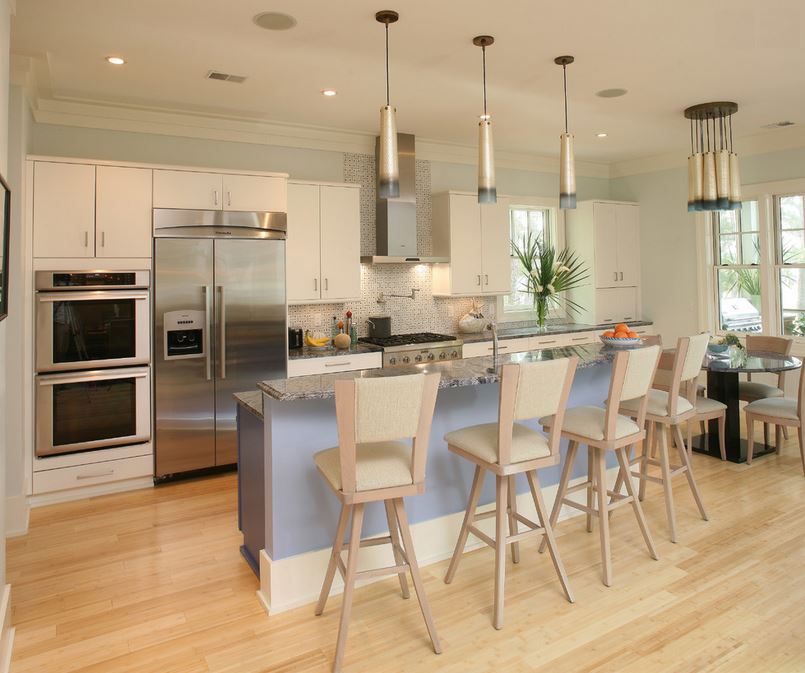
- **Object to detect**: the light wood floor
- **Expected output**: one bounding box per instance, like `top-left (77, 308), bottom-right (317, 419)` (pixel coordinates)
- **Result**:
top-left (8, 428), bottom-right (805, 673)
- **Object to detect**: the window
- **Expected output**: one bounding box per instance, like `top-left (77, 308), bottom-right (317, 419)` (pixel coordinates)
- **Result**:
top-left (776, 194), bottom-right (805, 335)
top-left (713, 201), bottom-right (762, 332)
top-left (503, 206), bottom-right (551, 314)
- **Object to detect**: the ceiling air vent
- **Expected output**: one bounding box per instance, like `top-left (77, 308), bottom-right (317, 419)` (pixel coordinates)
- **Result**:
top-left (206, 70), bottom-right (247, 84)
top-left (762, 120), bottom-right (795, 129)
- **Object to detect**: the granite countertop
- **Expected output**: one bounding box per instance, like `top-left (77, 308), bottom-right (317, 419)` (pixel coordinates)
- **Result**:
top-left (288, 342), bottom-right (383, 360)
top-left (234, 390), bottom-right (263, 419)
top-left (261, 343), bottom-right (619, 401)
top-left (457, 320), bottom-right (654, 344)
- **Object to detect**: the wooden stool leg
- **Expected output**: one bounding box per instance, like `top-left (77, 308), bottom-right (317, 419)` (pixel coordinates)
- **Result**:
top-left (444, 466), bottom-right (484, 584)
top-left (393, 498), bottom-right (441, 654)
top-left (673, 425), bottom-right (708, 521)
top-left (657, 424), bottom-right (678, 543)
top-left (763, 422), bottom-right (770, 450)
top-left (594, 449), bottom-right (612, 586)
top-left (718, 412), bottom-right (726, 461)
top-left (333, 503), bottom-right (364, 673)
top-left (639, 422), bottom-right (653, 502)
top-left (746, 414), bottom-right (755, 465)
top-left (797, 425), bottom-right (805, 477)
top-left (316, 504), bottom-right (350, 616)
top-left (616, 447), bottom-right (658, 560)
top-left (586, 446), bottom-right (594, 533)
top-left (507, 475), bottom-right (520, 564)
top-left (384, 500), bottom-right (410, 599)
top-left (783, 425), bottom-right (790, 440)
top-left (775, 424), bottom-right (783, 454)
top-left (539, 440), bottom-right (579, 554)
top-left (687, 420), bottom-right (693, 457)
top-left (493, 475), bottom-right (508, 630)
top-left (527, 470), bottom-right (574, 603)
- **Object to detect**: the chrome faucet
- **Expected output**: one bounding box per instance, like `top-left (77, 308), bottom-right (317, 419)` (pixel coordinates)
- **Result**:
top-left (487, 320), bottom-right (500, 372)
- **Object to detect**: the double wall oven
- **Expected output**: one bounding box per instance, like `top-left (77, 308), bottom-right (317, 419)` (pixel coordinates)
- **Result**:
top-left (35, 271), bottom-right (152, 458)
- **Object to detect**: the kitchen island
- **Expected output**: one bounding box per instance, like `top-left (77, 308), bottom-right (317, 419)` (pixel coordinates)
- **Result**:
top-left (236, 343), bottom-right (628, 615)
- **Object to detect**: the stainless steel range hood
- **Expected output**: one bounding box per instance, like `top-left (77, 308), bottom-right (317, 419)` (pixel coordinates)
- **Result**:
top-left (361, 132), bottom-right (448, 264)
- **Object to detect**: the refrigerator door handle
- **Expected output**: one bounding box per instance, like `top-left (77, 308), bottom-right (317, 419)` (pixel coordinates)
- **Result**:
top-left (203, 285), bottom-right (212, 380)
top-left (218, 285), bottom-right (226, 379)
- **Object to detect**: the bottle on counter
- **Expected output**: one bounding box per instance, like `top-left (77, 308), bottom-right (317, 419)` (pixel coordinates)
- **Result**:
top-left (331, 316), bottom-right (339, 342)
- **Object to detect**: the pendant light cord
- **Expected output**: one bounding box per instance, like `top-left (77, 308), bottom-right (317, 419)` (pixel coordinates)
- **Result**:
top-left (384, 23), bottom-right (390, 107)
top-left (562, 64), bottom-right (569, 133)
top-left (482, 45), bottom-right (488, 117)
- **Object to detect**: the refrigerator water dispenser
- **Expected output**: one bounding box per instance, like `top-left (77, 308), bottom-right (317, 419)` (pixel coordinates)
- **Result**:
top-left (164, 310), bottom-right (205, 359)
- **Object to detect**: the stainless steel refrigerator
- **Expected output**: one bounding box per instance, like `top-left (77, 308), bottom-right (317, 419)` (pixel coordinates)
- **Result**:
top-left (153, 209), bottom-right (286, 479)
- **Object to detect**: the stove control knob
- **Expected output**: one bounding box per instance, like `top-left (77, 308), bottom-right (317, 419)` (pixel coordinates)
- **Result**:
top-left (415, 354), bottom-right (423, 362)
top-left (388, 357), bottom-right (396, 365)
top-left (402, 356), bottom-right (411, 364)
top-left (427, 353), bottom-right (435, 361)
top-left (439, 352), bottom-right (446, 360)
top-left (451, 351), bottom-right (459, 358)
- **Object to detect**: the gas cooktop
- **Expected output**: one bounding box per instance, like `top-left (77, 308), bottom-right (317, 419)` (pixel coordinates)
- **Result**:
top-left (359, 333), bottom-right (463, 367)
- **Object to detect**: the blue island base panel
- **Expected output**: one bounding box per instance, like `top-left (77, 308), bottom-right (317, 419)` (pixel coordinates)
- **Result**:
top-left (262, 362), bottom-right (615, 562)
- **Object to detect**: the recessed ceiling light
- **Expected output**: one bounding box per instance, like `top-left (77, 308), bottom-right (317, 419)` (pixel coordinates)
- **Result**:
top-left (321, 89), bottom-right (337, 97)
top-left (253, 12), bottom-right (297, 31)
top-left (106, 56), bottom-right (126, 65)
top-left (596, 88), bottom-right (628, 98)
top-left (596, 132), bottom-right (608, 138)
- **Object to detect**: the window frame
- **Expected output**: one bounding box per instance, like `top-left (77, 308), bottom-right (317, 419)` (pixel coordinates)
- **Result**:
top-left (496, 196), bottom-right (564, 324)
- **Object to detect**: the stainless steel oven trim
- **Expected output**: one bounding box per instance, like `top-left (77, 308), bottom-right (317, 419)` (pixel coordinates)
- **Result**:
top-left (36, 289), bottom-right (151, 372)
top-left (35, 270), bottom-right (150, 291)
top-left (36, 366), bottom-right (151, 457)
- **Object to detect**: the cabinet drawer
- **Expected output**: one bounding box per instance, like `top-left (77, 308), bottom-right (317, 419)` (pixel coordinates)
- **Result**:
top-left (33, 454), bottom-right (153, 494)
top-left (530, 335), bottom-right (565, 350)
top-left (564, 331), bottom-right (599, 346)
top-left (462, 337), bottom-right (531, 358)
top-left (287, 352), bottom-right (382, 377)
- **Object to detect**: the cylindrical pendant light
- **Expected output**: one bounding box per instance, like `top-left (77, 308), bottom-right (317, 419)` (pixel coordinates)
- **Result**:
top-left (376, 10), bottom-right (400, 199)
top-left (555, 55), bottom-right (576, 209)
top-left (687, 119), bottom-right (704, 211)
top-left (715, 116), bottom-right (730, 210)
top-left (728, 114), bottom-right (742, 209)
top-left (473, 35), bottom-right (496, 204)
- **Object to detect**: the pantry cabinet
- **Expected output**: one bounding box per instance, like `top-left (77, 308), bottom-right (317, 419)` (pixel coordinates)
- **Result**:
top-left (286, 181), bottom-right (361, 304)
top-left (566, 200), bottom-right (642, 325)
top-left (431, 191), bottom-right (511, 296)
top-left (153, 170), bottom-right (286, 212)
top-left (33, 161), bottom-right (153, 259)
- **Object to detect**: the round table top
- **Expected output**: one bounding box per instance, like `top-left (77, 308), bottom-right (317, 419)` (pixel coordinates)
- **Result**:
top-left (703, 349), bottom-right (802, 374)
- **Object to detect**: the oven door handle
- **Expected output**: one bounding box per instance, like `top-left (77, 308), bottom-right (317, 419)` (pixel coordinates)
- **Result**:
top-left (37, 367), bottom-right (150, 386)
top-left (203, 285), bottom-right (212, 381)
top-left (218, 285), bottom-right (226, 380)
top-left (37, 291), bottom-right (150, 302)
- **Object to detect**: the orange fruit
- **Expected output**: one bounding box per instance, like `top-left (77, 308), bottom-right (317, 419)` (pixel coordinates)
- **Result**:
top-left (602, 330), bottom-right (615, 338)
top-left (627, 331), bottom-right (638, 338)
top-left (615, 323), bottom-right (629, 332)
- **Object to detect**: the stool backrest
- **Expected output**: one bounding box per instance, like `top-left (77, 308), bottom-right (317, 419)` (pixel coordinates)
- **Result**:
top-left (606, 345), bottom-right (661, 439)
top-left (498, 356), bottom-right (578, 464)
top-left (334, 372), bottom-right (441, 493)
top-left (746, 334), bottom-right (793, 388)
top-left (664, 333), bottom-right (709, 414)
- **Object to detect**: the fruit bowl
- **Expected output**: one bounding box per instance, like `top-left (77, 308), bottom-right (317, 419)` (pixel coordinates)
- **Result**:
top-left (599, 335), bottom-right (643, 348)
top-left (708, 343), bottom-right (728, 354)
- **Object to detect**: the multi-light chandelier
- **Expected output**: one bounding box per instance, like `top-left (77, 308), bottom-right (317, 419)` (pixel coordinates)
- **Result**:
top-left (473, 35), bottom-right (496, 204)
top-left (685, 102), bottom-right (741, 211)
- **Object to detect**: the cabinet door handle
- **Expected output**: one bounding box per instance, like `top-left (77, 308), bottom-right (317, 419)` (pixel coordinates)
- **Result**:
top-left (613, 271), bottom-right (618, 281)
top-left (213, 189), bottom-right (219, 206)
top-left (623, 316), bottom-right (633, 320)
top-left (571, 336), bottom-right (587, 342)
top-left (537, 339), bottom-right (557, 345)
top-left (76, 470), bottom-right (114, 480)
top-left (226, 190), bottom-right (232, 207)
top-left (488, 345), bottom-right (509, 351)
top-left (619, 271), bottom-right (624, 281)
top-left (324, 278), bottom-right (329, 291)
top-left (485, 274), bottom-right (489, 285)
top-left (84, 231), bottom-right (89, 248)
top-left (477, 275), bottom-right (482, 286)
top-left (603, 317), bottom-right (614, 322)
top-left (325, 361), bottom-right (351, 367)
top-left (314, 278), bottom-right (318, 291)
top-left (100, 231), bottom-right (105, 247)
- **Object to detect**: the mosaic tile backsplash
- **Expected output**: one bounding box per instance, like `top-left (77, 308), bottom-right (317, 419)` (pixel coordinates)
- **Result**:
top-left (288, 152), bottom-right (499, 337)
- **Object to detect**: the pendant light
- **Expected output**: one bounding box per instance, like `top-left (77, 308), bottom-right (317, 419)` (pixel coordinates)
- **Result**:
top-left (473, 35), bottom-right (496, 204)
top-left (684, 102), bottom-right (740, 211)
top-left (376, 10), bottom-right (400, 199)
top-left (555, 55), bottom-right (576, 209)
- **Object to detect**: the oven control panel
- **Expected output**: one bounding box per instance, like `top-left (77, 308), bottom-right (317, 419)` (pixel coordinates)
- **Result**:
top-left (163, 310), bottom-right (205, 359)
top-left (383, 344), bottom-right (462, 368)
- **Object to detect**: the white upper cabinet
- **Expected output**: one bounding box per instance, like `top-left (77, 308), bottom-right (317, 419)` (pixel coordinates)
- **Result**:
top-left (593, 202), bottom-right (619, 287)
top-left (223, 174), bottom-right (287, 212)
top-left (616, 204), bottom-right (640, 286)
top-left (431, 192), bottom-right (511, 296)
top-left (153, 170), bottom-right (221, 210)
top-left (286, 181), bottom-right (361, 304)
top-left (95, 166), bottom-right (153, 258)
top-left (286, 182), bottom-right (322, 303)
top-left (33, 162), bottom-right (96, 258)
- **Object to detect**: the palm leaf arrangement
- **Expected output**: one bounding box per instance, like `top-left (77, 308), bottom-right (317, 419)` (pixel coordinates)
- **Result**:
top-left (511, 231), bottom-right (589, 329)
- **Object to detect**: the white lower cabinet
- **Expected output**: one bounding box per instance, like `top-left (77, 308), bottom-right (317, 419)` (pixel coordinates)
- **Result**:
top-left (33, 452), bottom-right (153, 494)
top-left (595, 287), bottom-right (638, 325)
top-left (462, 337), bottom-right (532, 359)
top-left (286, 352), bottom-right (382, 377)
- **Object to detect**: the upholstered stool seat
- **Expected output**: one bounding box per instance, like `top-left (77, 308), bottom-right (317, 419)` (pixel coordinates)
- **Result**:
top-left (744, 397), bottom-right (798, 421)
top-left (444, 423), bottom-right (550, 464)
top-left (695, 397), bottom-right (727, 414)
top-left (620, 389), bottom-right (693, 418)
top-left (739, 381), bottom-right (784, 401)
top-left (541, 406), bottom-right (640, 441)
top-left (314, 442), bottom-right (414, 492)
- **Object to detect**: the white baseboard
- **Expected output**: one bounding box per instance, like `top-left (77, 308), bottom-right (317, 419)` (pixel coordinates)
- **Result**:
top-left (0, 585), bottom-right (14, 673)
top-left (258, 467), bottom-right (619, 615)
top-left (28, 476), bottom-right (153, 508)
top-left (5, 494), bottom-right (30, 537)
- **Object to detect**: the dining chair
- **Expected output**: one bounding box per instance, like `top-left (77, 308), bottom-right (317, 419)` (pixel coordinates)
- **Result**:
top-left (618, 333), bottom-right (710, 543)
top-left (539, 346), bottom-right (661, 587)
top-left (314, 372), bottom-right (441, 673)
top-left (443, 357), bottom-right (578, 630)
top-left (740, 335), bottom-right (793, 445)
top-left (745, 365), bottom-right (805, 476)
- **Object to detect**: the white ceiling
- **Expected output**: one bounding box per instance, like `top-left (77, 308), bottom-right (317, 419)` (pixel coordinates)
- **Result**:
top-left (11, 0), bottom-right (805, 164)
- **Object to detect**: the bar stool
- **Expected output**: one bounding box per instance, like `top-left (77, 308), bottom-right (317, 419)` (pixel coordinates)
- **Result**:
top-left (618, 333), bottom-right (710, 543)
top-left (739, 335), bottom-right (793, 445)
top-left (443, 356), bottom-right (578, 630)
top-left (314, 372), bottom-right (441, 673)
top-left (539, 346), bottom-right (661, 587)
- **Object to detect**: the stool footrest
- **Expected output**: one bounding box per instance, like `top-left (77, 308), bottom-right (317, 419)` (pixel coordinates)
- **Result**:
top-left (565, 481), bottom-right (593, 496)
top-left (474, 510), bottom-right (496, 522)
top-left (355, 563), bottom-right (409, 581)
top-left (467, 525), bottom-right (496, 549)
top-left (359, 535), bottom-right (393, 549)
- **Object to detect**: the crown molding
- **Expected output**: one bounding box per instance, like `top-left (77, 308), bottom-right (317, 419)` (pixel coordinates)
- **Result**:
top-left (610, 124), bottom-right (805, 179)
top-left (30, 95), bottom-right (611, 179)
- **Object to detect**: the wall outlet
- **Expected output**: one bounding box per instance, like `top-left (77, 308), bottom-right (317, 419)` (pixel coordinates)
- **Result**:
top-left (313, 313), bottom-right (322, 327)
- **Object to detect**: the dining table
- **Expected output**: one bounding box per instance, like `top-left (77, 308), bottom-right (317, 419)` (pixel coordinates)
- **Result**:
top-left (692, 348), bottom-right (802, 463)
